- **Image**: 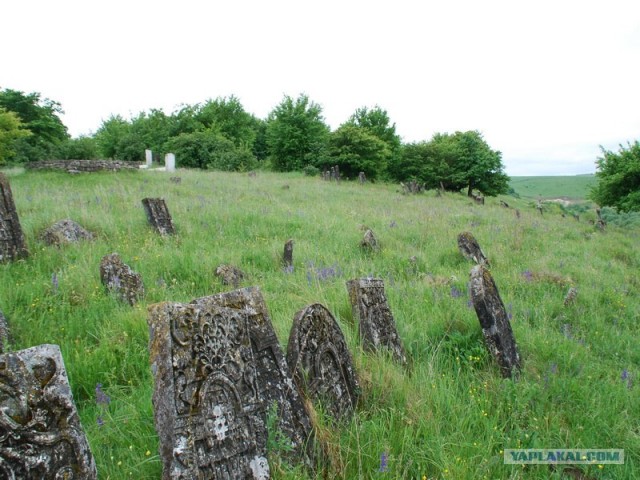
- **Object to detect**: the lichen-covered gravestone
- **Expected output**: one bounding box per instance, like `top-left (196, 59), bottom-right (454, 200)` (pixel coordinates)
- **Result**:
top-left (0, 344), bottom-right (97, 479)
top-left (214, 264), bottom-right (245, 288)
top-left (469, 265), bottom-right (521, 378)
top-left (148, 287), bottom-right (314, 479)
top-left (283, 239), bottom-right (294, 269)
top-left (457, 231), bottom-right (489, 265)
top-left (100, 253), bottom-right (145, 305)
top-left (346, 278), bottom-right (407, 365)
top-left (40, 219), bottom-right (94, 246)
top-left (0, 173), bottom-right (28, 262)
top-left (142, 197), bottom-right (175, 235)
top-left (360, 228), bottom-right (379, 252)
top-left (287, 303), bottom-right (360, 421)
top-left (0, 310), bottom-right (8, 353)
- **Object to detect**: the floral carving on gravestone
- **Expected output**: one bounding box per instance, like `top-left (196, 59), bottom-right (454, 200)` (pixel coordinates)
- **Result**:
top-left (287, 303), bottom-right (360, 422)
top-left (0, 344), bottom-right (97, 479)
top-left (0, 173), bottom-right (28, 262)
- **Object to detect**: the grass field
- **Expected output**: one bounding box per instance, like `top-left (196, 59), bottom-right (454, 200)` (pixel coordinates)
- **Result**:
top-left (509, 175), bottom-right (597, 201)
top-left (1, 168), bottom-right (638, 479)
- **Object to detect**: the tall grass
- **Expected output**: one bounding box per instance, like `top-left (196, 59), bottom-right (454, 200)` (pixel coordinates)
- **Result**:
top-left (1, 168), bottom-right (638, 479)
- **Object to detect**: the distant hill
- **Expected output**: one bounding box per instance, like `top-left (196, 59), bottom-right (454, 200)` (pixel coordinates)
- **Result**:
top-left (509, 175), bottom-right (596, 201)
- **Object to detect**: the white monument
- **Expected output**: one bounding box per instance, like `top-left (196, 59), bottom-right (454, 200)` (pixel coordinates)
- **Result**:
top-left (165, 153), bottom-right (176, 172)
top-left (145, 149), bottom-right (153, 168)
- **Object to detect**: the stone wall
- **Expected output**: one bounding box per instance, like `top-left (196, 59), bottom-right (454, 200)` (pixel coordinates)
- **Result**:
top-left (25, 160), bottom-right (141, 173)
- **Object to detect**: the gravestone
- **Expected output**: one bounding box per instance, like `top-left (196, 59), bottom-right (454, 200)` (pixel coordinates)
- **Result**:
top-left (100, 253), bottom-right (145, 305)
top-left (40, 219), bottom-right (94, 246)
top-left (214, 264), bottom-right (245, 288)
top-left (0, 173), bottom-right (28, 262)
top-left (0, 344), bottom-right (97, 479)
top-left (148, 287), bottom-right (315, 479)
top-left (469, 265), bottom-right (521, 378)
top-left (145, 149), bottom-right (153, 167)
top-left (283, 239), bottom-right (294, 269)
top-left (346, 278), bottom-right (407, 365)
top-left (0, 310), bottom-right (8, 353)
top-left (287, 303), bottom-right (360, 421)
top-left (563, 286), bottom-right (578, 306)
top-left (358, 172), bottom-right (366, 184)
top-left (170, 176), bottom-right (182, 184)
top-left (165, 153), bottom-right (176, 172)
top-left (457, 232), bottom-right (489, 265)
top-left (361, 228), bottom-right (379, 252)
top-left (142, 197), bottom-right (176, 235)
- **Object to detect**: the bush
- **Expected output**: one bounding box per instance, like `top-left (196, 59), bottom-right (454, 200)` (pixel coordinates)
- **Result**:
top-left (303, 165), bottom-right (320, 176)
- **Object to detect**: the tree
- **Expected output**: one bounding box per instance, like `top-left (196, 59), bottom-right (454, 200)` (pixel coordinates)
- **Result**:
top-left (0, 108), bottom-right (31, 165)
top-left (195, 96), bottom-right (259, 149)
top-left (95, 115), bottom-right (145, 161)
top-left (266, 94), bottom-right (330, 171)
top-left (328, 124), bottom-right (390, 180)
top-left (0, 89), bottom-right (69, 161)
top-left (590, 141), bottom-right (640, 212)
top-left (56, 136), bottom-right (99, 160)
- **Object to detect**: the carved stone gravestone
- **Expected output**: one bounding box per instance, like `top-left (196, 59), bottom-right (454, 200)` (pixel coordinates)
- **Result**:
top-left (100, 253), bottom-right (145, 305)
top-left (40, 219), bottom-right (94, 246)
top-left (287, 303), bottom-right (360, 421)
top-left (0, 344), bottom-right (97, 478)
top-left (142, 197), bottom-right (176, 235)
top-left (457, 232), bottom-right (489, 265)
top-left (148, 287), bottom-right (315, 479)
top-left (165, 152), bottom-right (176, 172)
top-left (283, 239), bottom-right (294, 269)
top-left (214, 264), bottom-right (245, 288)
top-left (0, 173), bottom-right (28, 262)
top-left (360, 228), bottom-right (379, 252)
top-left (0, 310), bottom-right (8, 353)
top-left (469, 265), bottom-right (521, 378)
top-left (346, 278), bottom-right (407, 365)
top-left (358, 172), bottom-right (366, 184)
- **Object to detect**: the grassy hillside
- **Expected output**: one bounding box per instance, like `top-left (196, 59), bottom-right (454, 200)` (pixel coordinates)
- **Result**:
top-left (509, 175), bottom-right (597, 201)
top-left (1, 168), bottom-right (638, 479)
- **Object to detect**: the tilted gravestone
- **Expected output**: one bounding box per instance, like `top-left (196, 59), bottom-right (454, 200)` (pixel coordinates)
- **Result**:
top-left (287, 303), bottom-right (360, 422)
top-left (148, 287), bottom-right (314, 479)
top-left (0, 173), bottom-right (28, 262)
top-left (0, 310), bottom-right (8, 353)
top-left (100, 253), bottom-right (145, 305)
top-left (346, 278), bottom-right (407, 365)
top-left (142, 197), bottom-right (176, 235)
top-left (469, 265), bottom-right (521, 378)
top-left (457, 232), bottom-right (489, 265)
top-left (214, 264), bottom-right (245, 288)
top-left (40, 219), bottom-right (94, 246)
top-left (283, 239), bottom-right (294, 269)
top-left (0, 344), bottom-right (97, 478)
top-left (360, 228), bottom-right (379, 252)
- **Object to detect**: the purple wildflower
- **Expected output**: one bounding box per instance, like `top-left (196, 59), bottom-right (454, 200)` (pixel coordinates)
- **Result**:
top-left (283, 264), bottom-right (294, 274)
top-left (97, 416), bottom-right (104, 428)
top-left (389, 220), bottom-right (397, 228)
top-left (507, 303), bottom-right (513, 320)
top-left (95, 383), bottom-right (111, 406)
top-left (51, 273), bottom-right (59, 294)
top-left (621, 369), bottom-right (632, 389)
top-left (522, 270), bottom-right (534, 282)
top-left (549, 363), bottom-right (558, 375)
top-left (379, 452), bottom-right (388, 473)
top-left (450, 286), bottom-right (464, 298)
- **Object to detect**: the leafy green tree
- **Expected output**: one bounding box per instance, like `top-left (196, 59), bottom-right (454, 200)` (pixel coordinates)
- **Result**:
top-left (0, 108), bottom-right (32, 165)
top-left (95, 115), bottom-right (145, 161)
top-left (455, 130), bottom-right (509, 196)
top-left (130, 109), bottom-right (173, 155)
top-left (0, 88), bottom-right (69, 161)
top-left (195, 96), bottom-right (258, 148)
top-left (590, 141), bottom-right (640, 212)
top-left (266, 94), bottom-right (330, 171)
top-left (56, 136), bottom-right (99, 160)
top-left (328, 124), bottom-right (390, 180)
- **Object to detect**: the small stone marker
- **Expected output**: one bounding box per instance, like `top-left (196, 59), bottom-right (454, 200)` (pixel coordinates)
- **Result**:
top-left (283, 239), bottom-right (294, 268)
top-left (165, 152), bottom-right (176, 172)
top-left (100, 253), bottom-right (145, 305)
top-left (0, 344), bottom-right (98, 478)
top-left (358, 171), bottom-right (366, 184)
top-left (214, 264), bottom-right (245, 288)
top-left (142, 197), bottom-right (176, 235)
top-left (346, 278), bottom-right (407, 365)
top-left (563, 286), bottom-right (578, 306)
top-left (287, 303), bottom-right (360, 421)
top-left (0, 173), bottom-right (28, 262)
top-left (0, 310), bottom-right (8, 353)
top-left (40, 219), bottom-right (94, 246)
top-left (457, 232), bottom-right (489, 265)
top-left (145, 149), bottom-right (153, 167)
top-left (169, 176), bottom-right (182, 184)
top-left (469, 265), bottom-right (521, 378)
top-left (360, 227), bottom-right (379, 252)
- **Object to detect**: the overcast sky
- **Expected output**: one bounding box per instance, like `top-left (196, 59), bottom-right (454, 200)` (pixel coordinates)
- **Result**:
top-left (3, 0), bottom-right (639, 175)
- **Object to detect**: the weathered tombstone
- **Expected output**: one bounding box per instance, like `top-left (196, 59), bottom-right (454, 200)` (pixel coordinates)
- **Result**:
top-left (457, 232), bottom-right (489, 265)
top-left (500, 200), bottom-right (510, 208)
top-left (334, 165), bottom-right (340, 182)
top-left (145, 149), bottom-right (153, 167)
top-left (472, 193), bottom-right (485, 205)
top-left (142, 197), bottom-right (176, 235)
top-left (536, 201), bottom-right (544, 215)
top-left (0, 310), bottom-right (8, 353)
top-left (515, 209), bottom-right (521, 219)
top-left (40, 219), bottom-right (94, 246)
top-left (595, 208), bottom-right (606, 231)
top-left (100, 253), bottom-right (145, 305)
top-left (329, 166), bottom-right (336, 181)
top-left (0, 344), bottom-right (97, 478)
top-left (360, 227), bottom-right (379, 252)
top-left (170, 176), bottom-right (182, 184)
top-left (165, 152), bottom-right (176, 172)
top-left (469, 265), bottom-right (521, 378)
top-left (214, 264), bottom-right (245, 288)
top-left (346, 278), bottom-right (407, 365)
top-left (248, 171), bottom-right (257, 178)
top-left (358, 172), bottom-right (366, 184)
top-left (0, 173), bottom-right (28, 262)
top-left (563, 286), bottom-right (578, 307)
top-left (287, 304), bottom-right (360, 422)
top-left (148, 287), bottom-right (315, 479)
top-left (283, 239), bottom-right (294, 269)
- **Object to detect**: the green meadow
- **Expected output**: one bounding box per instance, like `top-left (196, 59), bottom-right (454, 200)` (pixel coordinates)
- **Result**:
top-left (509, 175), bottom-right (597, 201)
top-left (1, 168), bottom-right (638, 479)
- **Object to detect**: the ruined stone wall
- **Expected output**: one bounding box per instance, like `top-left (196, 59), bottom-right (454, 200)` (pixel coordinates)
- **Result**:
top-left (25, 160), bottom-right (141, 173)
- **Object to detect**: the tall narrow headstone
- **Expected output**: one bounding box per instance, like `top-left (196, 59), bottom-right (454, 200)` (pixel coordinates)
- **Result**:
top-left (346, 278), bottom-right (407, 365)
top-left (142, 198), bottom-right (176, 235)
top-left (0, 173), bottom-right (28, 262)
top-left (283, 239), bottom-right (294, 269)
top-left (100, 253), bottom-right (145, 305)
top-left (457, 232), bottom-right (489, 265)
top-left (287, 303), bottom-right (360, 422)
top-left (165, 153), bottom-right (176, 172)
top-left (469, 265), bottom-right (521, 378)
top-left (0, 344), bottom-right (97, 478)
top-left (145, 149), bottom-right (153, 167)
